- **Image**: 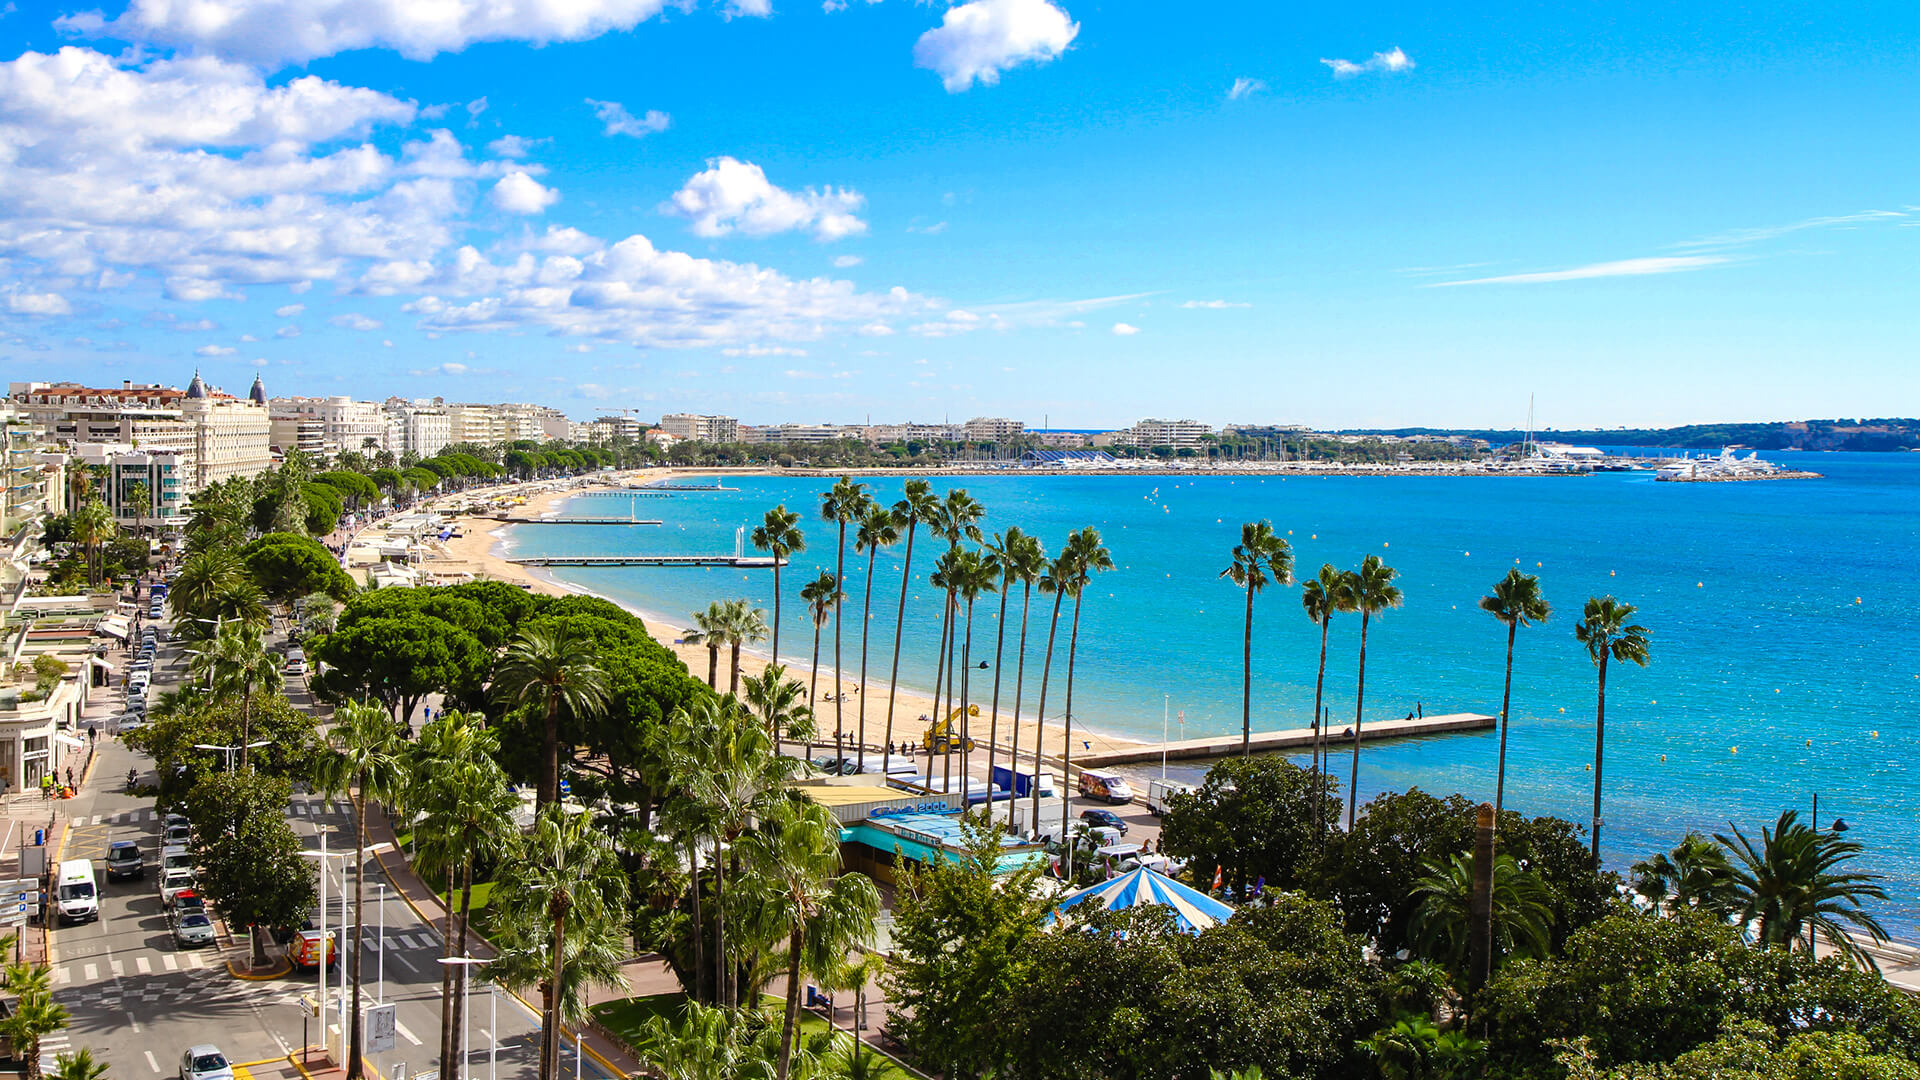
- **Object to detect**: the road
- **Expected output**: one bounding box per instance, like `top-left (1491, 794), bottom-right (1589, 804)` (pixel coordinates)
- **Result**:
top-left (48, 605), bottom-right (618, 1080)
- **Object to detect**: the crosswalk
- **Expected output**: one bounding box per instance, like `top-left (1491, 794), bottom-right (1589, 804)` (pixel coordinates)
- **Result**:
top-left (67, 800), bottom-right (347, 827)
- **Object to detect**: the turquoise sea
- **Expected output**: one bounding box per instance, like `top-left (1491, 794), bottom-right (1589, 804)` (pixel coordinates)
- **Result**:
top-left (501, 454), bottom-right (1920, 930)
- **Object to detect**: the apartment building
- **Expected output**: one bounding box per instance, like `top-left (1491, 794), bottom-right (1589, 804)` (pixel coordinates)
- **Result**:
top-left (962, 417), bottom-right (1026, 443)
top-left (659, 414), bottom-right (741, 442)
top-left (584, 416), bottom-right (644, 443)
top-left (862, 422), bottom-right (962, 445)
top-left (10, 377), bottom-right (272, 490)
top-left (1111, 418), bottom-right (1215, 450)
top-left (385, 399), bottom-right (452, 458)
top-left (269, 395), bottom-right (391, 456)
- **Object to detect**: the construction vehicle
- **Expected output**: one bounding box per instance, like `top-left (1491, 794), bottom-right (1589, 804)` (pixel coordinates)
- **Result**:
top-left (922, 704), bottom-right (979, 754)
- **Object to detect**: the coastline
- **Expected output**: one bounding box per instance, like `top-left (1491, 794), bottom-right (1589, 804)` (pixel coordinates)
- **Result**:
top-left (421, 474), bottom-right (1147, 769)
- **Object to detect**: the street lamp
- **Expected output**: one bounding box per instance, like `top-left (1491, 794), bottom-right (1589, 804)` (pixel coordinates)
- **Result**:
top-left (299, 840), bottom-right (352, 1066)
top-left (437, 956), bottom-right (487, 1080)
top-left (193, 740), bottom-right (271, 772)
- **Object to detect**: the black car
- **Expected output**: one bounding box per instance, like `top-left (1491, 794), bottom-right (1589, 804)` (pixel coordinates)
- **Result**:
top-left (106, 840), bottom-right (143, 880)
top-left (1079, 809), bottom-right (1129, 835)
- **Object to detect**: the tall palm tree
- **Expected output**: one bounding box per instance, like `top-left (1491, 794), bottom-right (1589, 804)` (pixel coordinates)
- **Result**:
top-left (128, 479), bottom-right (152, 538)
top-left (169, 548), bottom-right (245, 624)
top-left (1219, 521), bottom-right (1293, 757)
top-left (981, 528), bottom-right (1032, 797)
top-left (950, 549), bottom-right (997, 788)
top-left (744, 800), bottom-right (881, 1080)
top-left (1408, 852), bottom-right (1555, 978)
top-left (1346, 556), bottom-right (1403, 829)
top-left (1026, 549), bottom-right (1073, 838)
top-left (1717, 810), bottom-right (1889, 969)
top-left (721, 599), bottom-right (769, 697)
top-left (1574, 595), bottom-right (1650, 859)
top-left (1480, 569), bottom-right (1551, 817)
top-left (492, 624), bottom-right (611, 808)
top-left (70, 499), bottom-right (116, 586)
top-left (311, 700), bottom-right (407, 1080)
top-left (853, 505), bottom-right (900, 770)
top-left (996, 530), bottom-right (1048, 831)
top-left (1300, 564), bottom-right (1354, 846)
top-left (743, 663), bottom-right (812, 744)
top-left (926, 490), bottom-right (985, 765)
top-left (683, 601), bottom-right (728, 690)
top-left (821, 477), bottom-right (873, 759)
top-left (799, 572), bottom-right (844, 712)
top-left (882, 481), bottom-right (939, 771)
top-left (0, 962), bottom-right (67, 1080)
top-left (1058, 528), bottom-right (1114, 846)
top-left (188, 618), bottom-right (283, 769)
top-left (1631, 832), bottom-right (1739, 917)
top-left (492, 804), bottom-right (632, 1080)
top-left (751, 505), bottom-right (806, 665)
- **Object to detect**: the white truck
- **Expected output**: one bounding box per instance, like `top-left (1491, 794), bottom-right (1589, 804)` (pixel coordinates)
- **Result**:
top-left (55, 859), bottom-right (98, 924)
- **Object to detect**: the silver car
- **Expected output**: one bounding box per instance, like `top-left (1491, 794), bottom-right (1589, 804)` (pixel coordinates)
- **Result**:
top-left (180, 1046), bottom-right (233, 1080)
top-left (172, 911), bottom-right (215, 948)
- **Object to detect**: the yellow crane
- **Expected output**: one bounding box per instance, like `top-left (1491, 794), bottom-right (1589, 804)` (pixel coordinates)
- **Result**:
top-left (922, 704), bottom-right (979, 754)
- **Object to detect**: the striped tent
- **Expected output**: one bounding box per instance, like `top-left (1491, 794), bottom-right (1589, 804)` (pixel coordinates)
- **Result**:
top-left (1049, 866), bottom-right (1235, 934)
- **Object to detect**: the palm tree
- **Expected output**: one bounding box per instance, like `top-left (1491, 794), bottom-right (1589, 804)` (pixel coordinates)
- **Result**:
top-left (1631, 832), bottom-right (1739, 917)
top-left (0, 962), bottom-right (67, 1080)
top-left (981, 528), bottom-right (1034, 798)
top-left (492, 804), bottom-right (632, 1080)
top-left (720, 599), bottom-right (769, 697)
top-left (1219, 521), bottom-right (1293, 757)
top-left (1408, 852), bottom-right (1554, 977)
top-left (1300, 564), bottom-right (1354, 845)
top-left (410, 712), bottom-right (518, 1079)
top-left (127, 479), bottom-right (152, 539)
top-left (751, 505), bottom-right (805, 664)
top-left (187, 618), bottom-right (282, 769)
top-left (1026, 549), bottom-right (1073, 838)
top-left (1480, 569), bottom-right (1551, 817)
top-left (995, 531), bottom-right (1048, 832)
top-left (1058, 528), bottom-right (1114, 846)
top-left (1718, 810), bottom-right (1889, 969)
top-left (821, 477), bottom-right (873, 760)
top-left (950, 549), bottom-right (997, 788)
top-left (493, 624), bottom-right (611, 808)
top-left (50, 1048), bottom-right (109, 1080)
top-left (311, 700), bottom-right (407, 1080)
top-left (70, 499), bottom-right (116, 586)
top-left (1346, 556), bottom-right (1402, 830)
top-left (882, 481), bottom-right (939, 772)
top-left (1574, 595), bottom-right (1651, 859)
top-left (169, 548), bottom-right (245, 623)
top-left (799, 572), bottom-right (844, 712)
top-left (744, 800), bottom-right (881, 1080)
top-left (743, 663), bottom-right (812, 744)
top-left (683, 601), bottom-right (728, 690)
top-left (202, 577), bottom-right (270, 635)
top-left (853, 505), bottom-right (900, 770)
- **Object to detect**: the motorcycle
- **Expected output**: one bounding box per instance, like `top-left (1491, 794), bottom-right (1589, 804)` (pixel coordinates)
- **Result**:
top-left (125, 769), bottom-right (139, 792)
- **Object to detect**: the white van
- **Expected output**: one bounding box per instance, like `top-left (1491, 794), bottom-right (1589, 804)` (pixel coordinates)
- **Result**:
top-left (1146, 778), bottom-right (1197, 816)
top-left (1077, 770), bottom-right (1135, 805)
top-left (56, 859), bottom-right (99, 923)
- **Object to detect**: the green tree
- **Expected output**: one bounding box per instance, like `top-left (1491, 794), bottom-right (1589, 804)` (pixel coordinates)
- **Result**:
top-left (1057, 528), bottom-right (1114, 846)
top-left (948, 548), bottom-right (997, 787)
top-left (1408, 852), bottom-right (1555, 977)
top-left (310, 612), bottom-right (489, 723)
top-left (1345, 555), bottom-right (1402, 829)
top-left (125, 693), bottom-right (321, 807)
top-left (312, 701), bottom-right (407, 1080)
top-left (494, 624), bottom-right (611, 809)
top-left (184, 770), bottom-right (316, 966)
top-left (127, 479), bottom-right (152, 538)
top-left (1220, 520), bottom-right (1293, 757)
top-left (169, 548), bottom-right (246, 624)
top-left (1160, 755), bottom-right (1336, 895)
top-left (491, 805), bottom-right (633, 1080)
top-left (242, 532), bottom-right (356, 603)
top-left (1301, 564), bottom-right (1356, 845)
top-left (684, 601), bottom-right (728, 690)
top-left (1558, 1022), bottom-right (1920, 1080)
top-left (880, 480), bottom-right (939, 778)
top-left (751, 504), bottom-right (806, 666)
top-left (1358, 1014), bottom-right (1486, 1080)
top-left (743, 663), bottom-right (813, 744)
top-left (50, 1048), bottom-right (111, 1080)
top-left (1632, 833), bottom-right (1739, 917)
top-left (69, 499), bottom-right (116, 586)
top-left (0, 962), bottom-right (69, 1080)
top-left (852, 504), bottom-right (900, 770)
top-left (799, 572), bottom-right (843, 710)
top-left (721, 599), bottom-right (769, 698)
top-left (1025, 547), bottom-right (1072, 838)
top-left (1479, 569), bottom-right (1551, 817)
top-left (1574, 595), bottom-right (1651, 859)
top-left (187, 617), bottom-right (283, 769)
top-left (1718, 810), bottom-right (1889, 969)
top-left (821, 477), bottom-right (873, 754)
top-left (990, 528), bottom-right (1048, 833)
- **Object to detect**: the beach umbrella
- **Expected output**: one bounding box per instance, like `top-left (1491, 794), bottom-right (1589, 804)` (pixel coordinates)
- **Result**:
top-left (1049, 865), bottom-right (1235, 934)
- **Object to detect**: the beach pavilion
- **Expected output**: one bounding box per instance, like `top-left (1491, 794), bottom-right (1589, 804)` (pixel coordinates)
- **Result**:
top-left (1049, 865), bottom-right (1235, 934)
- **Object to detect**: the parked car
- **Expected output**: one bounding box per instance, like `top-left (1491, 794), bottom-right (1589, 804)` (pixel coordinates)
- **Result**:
top-left (168, 890), bottom-right (205, 927)
top-left (159, 867), bottom-right (196, 903)
top-left (172, 912), bottom-right (215, 948)
top-left (290, 928), bottom-right (337, 970)
top-left (283, 648), bottom-right (307, 676)
top-left (106, 840), bottom-right (144, 881)
top-left (180, 1046), bottom-right (234, 1080)
top-left (1079, 808), bottom-right (1129, 835)
top-left (164, 823), bottom-right (191, 847)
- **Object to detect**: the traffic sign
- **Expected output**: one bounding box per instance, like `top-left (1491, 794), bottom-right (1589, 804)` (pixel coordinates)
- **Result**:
top-left (363, 1003), bottom-right (397, 1053)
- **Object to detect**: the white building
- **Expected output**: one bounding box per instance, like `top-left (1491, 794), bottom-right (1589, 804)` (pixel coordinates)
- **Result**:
top-left (659, 414), bottom-right (740, 442)
top-left (269, 395), bottom-right (391, 456)
top-left (1112, 418), bottom-right (1214, 450)
top-left (385, 399), bottom-right (452, 458)
top-left (585, 416), bottom-right (644, 443)
top-left (10, 376), bottom-right (271, 490)
top-left (863, 422), bottom-right (962, 445)
top-left (962, 417), bottom-right (1025, 443)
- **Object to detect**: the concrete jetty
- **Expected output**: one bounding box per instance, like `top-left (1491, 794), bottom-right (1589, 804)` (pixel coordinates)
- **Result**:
top-left (1075, 712), bottom-right (1495, 768)
top-left (489, 515), bottom-right (664, 525)
top-left (507, 553), bottom-right (780, 568)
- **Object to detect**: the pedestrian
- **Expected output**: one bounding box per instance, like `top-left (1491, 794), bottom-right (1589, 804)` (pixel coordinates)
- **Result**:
top-left (1417, 701), bottom-right (1423, 719)
top-left (88, 727), bottom-right (97, 747)
top-left (65, 766), bottom-right (74, 789)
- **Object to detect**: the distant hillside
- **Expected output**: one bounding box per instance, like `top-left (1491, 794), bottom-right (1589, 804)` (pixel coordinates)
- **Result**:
top-left (1345, 419), bottom-right (1920, 452)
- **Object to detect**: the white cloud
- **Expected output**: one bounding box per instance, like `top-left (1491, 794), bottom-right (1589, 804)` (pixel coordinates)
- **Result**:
top-left (1428, 255), bottom-right (1728, 287)
top-left (1182, 299), bottom-right (1250, 309)
top-left (57, 0), bottom-right (716, 67)
top-left (586, 99), bottom-right (670, 138)
top-left (5, 289), bottom-right (71, 315)
top-left (491, 171), bottom-right (560, 214)
top-left (907, 220), bottom-right (948, 235)
top-left (488, 134), bottom-right (545, 158)
top-left (275, 304), bottom-right (305, 317)
top-left (1322, 47), bottom-right (1415, 79)
top-left (239, 334), bottom-right (258, 342)
top-left (275, 324), bottom-right (301, 337)
top-left (382, 339), bottom-right (393, 347)
top-left (173, 318), bottom-right (218, 331)
top-left (722, 344), bottom-right (808, 357)
top-left (195, 343), bottom-right (236, 356)
top-left (666, 157), bottom-right (866, 242)
top-left (1111, 321), bottom-right (1140, 335)
top-left (330, 312), bottom-right (383, 330)
top-left (832, 254), bottom-right (863, 268)
top-left (1227, 77), bottom-right (1265, 101)
top-left (914, 0), bottom-right (1078, 93)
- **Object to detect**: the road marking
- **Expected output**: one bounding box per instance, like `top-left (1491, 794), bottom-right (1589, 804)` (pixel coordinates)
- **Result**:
top-left (187, 951), bottom-right (204, 968)
top-left (110, 959), bottom-right (124, 977)
top-left (135, 956), bottom-right (151, 974)
top-left (389, 950), bottom-right (418, 973)
top-left (162, 954), bottom-right (178, 971)
top-left (396, 1020), bottom-right (422, 1046)
top-left (83, 963), bottom-right (97, 980)
top-left (143, 1051), bottom-right (159, 1074)
top-left (128, 1011), bottom-right (142, 1034)
top-left (53, 966), bottom-right (70, 984)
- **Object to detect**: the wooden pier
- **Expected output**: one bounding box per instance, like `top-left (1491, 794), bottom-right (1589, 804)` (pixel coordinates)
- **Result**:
top-left (574, 490), bottom-right (679, 499)
top-left (507, 554), bottom-right (781, 568)
top-left (489, 515), bottom-right (664, 525)
top-left (1074, 712), bottom-right (1496, 768)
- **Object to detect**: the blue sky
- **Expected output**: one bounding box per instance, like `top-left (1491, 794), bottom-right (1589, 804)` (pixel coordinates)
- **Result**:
top-left (0, 0), bottom-right (1914, 428)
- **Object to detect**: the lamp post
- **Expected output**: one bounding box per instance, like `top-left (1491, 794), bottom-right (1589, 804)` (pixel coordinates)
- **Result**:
top-left (299, 839), bottom-right (351, 1065)
top-left (438, 956), bottom-right (486, 1080)
top-left (193, 739), bottom-right (271, 772)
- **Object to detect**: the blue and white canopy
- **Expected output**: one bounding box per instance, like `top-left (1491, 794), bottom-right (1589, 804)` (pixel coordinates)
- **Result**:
top-left (1049, 866), bottom-right (1235, 934)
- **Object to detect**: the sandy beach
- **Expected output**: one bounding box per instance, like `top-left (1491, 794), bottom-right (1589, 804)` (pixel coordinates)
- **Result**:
top-left (386, 474), bottom-right (1146, 775)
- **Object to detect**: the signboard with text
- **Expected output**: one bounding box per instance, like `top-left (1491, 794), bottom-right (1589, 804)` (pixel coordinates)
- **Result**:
top-left (364, 1003), bottom-right (397, 1053)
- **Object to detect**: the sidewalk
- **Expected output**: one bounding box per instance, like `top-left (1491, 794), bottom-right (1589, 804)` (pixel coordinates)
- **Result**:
top-left (361, 802), bottom-right (642, 1077)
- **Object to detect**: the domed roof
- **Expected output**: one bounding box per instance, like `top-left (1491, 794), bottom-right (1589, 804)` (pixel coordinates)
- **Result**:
top-left (185, 371), bottom-right (207, 399)
top-left (249, 372), bottom-right (267, 405)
